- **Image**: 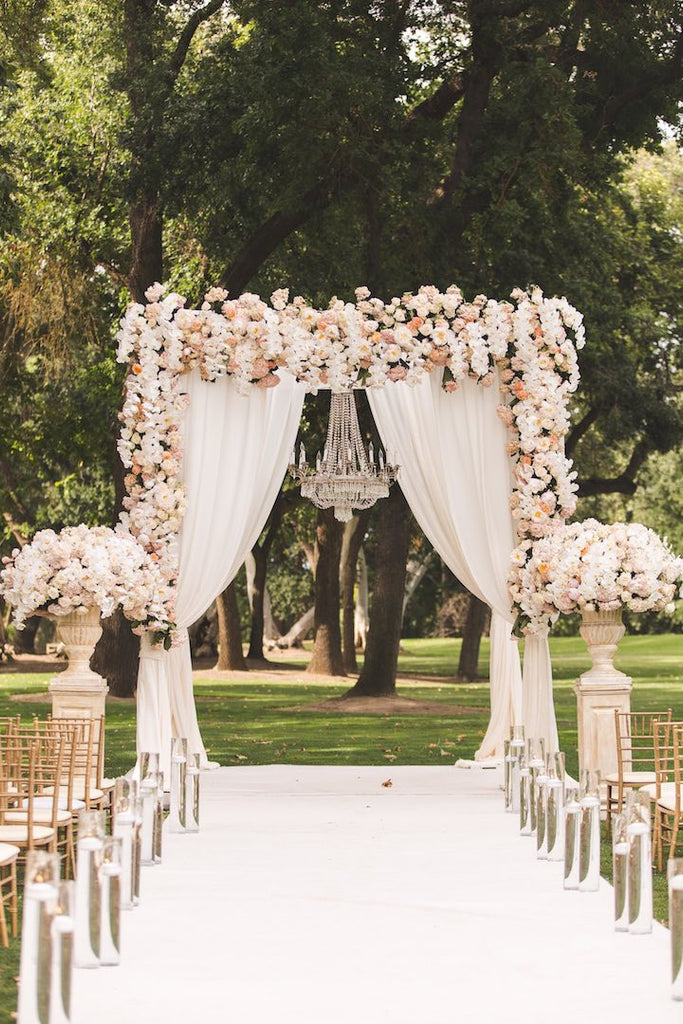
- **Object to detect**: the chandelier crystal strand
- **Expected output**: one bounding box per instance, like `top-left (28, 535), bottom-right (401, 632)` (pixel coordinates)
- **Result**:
top-left (289, 391), bottom-right (398, 522)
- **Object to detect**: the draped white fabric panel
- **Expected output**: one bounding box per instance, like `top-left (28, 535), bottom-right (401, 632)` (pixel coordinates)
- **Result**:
top-left (368, 370), bottom-right (557, 756)
top-left (522, 632), bottom-right (559, 753)
top-left (136, 371), bottom-right (306, 776)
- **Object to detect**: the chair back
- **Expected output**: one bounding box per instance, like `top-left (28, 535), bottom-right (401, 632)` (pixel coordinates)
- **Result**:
top-left (615, 709), bottom-right (673, 777)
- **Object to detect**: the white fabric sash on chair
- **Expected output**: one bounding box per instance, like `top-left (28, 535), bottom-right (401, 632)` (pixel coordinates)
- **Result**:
top-left (136, 370), bottom-right (306, 778)
top-left (368, 370), bottom-right (557, 756)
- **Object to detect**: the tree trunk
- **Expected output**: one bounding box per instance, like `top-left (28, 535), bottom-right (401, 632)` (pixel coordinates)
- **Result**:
top-left (402, 549), bottom-right (434, 619)
top-left (278, 606), bottom-right (314, 649)
top-left (215, 580), bottom-right (247, 671)
top-left (345, 485), bottom-right (410, 696)
top-left (263, 588), bottom-right (281, 645)
top-left (354, 547), bottom-right (369, 650)
top-left (340, 512), bottom-right (370, 674)
top-left (307, 508), bottom-right (346, 676)
top-left (245, 495), bottom-right (284, 660)
top-left (457, 594), bottom-right (489, 681)
top-left (13, 614), bottom-right (40, 654)
top-left (246, 546), bottom-right (268, 661)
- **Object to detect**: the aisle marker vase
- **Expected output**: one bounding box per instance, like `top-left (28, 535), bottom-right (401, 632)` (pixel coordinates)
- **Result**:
top-left (519, 755), bottom-right (532, 836)
top-left (139, 778), bottom-right (157, 866)
top-left (546, 752), bottom-right (565, 862)
top-left (627, 793), bottom-right (653, 934)
top-left (574, 608), bottom-right (632, 786)
top-left (49, 881), bottom-right (75, 1024)
top-left (185, 753), bottom-right (200, 832)
top-left (74, 810), bottom-right (104, 968)
top-left (563, 786), bottom-right (581, 890)
top-left (169, 737), bottom-right (188, 832)
top-left (578, 770), bottom-right (601, 892)
top-left (668, 859), bottom-right (683, 1000)
top-left (536, 763), bottom-right (550, 860)
top-left (505, 727), bottom-right (525, 815)
top-left (17, 851), bottom-right (60, 1024)
top-left (612, 813), bottom-right (629, 931)
top-left (99, 837), bottom-right (122, 966)
top-left (113, 778), bottom-right (137, 911)
top-left (527, 738), bottom-right (546, 834)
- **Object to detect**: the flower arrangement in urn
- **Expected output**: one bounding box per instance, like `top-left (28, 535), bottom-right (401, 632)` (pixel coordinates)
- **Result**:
top-left (510, 518), bottom-right (683, 635)
top-left (0, 524), bottom-right (171, 641)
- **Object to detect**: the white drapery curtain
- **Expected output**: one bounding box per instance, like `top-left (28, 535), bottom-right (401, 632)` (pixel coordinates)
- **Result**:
top-left (368, 370), bottom-right (557, 757)
top-left (136, 370), bottom-right (306, 777)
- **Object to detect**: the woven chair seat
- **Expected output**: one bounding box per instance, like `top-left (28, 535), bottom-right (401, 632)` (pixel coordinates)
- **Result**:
top-left (0, 844), bottom-right (19, 866)
top-left (604, 770), bottom-right (656, 786)
top-left (0, 824), bottom-right (54, 843)
top-left (6, 807), bottom-right (72, 826)
top-left (32, 793), bottom-right (85, 813)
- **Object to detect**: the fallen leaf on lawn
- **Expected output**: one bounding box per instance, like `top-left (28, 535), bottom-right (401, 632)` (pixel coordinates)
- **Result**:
top-left (457, 734), bottom-right (466, 742)
top-left (381, 778), bottom-right (393, 788)
top-left (384, 753), bottom-right (397, 761)
top-left (234, 754), bottom-right (247, 761)
top-left (440, 749), bottom-right (451, 756)
top-left (427, 743), bottom-right (438, 749)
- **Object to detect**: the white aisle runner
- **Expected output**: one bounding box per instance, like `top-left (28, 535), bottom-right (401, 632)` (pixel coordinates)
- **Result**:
top-left (74, 766), bottom-right (677, 1024)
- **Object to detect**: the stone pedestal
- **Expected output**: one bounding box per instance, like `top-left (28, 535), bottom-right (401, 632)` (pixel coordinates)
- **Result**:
top-left (48, 607), bottom-right (109, 720)
top-left (574, 608), bottom-right (631, 789)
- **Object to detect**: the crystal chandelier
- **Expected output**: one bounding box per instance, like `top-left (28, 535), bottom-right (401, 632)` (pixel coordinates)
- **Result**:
top-left (289, 391), bottom-right (398, 522)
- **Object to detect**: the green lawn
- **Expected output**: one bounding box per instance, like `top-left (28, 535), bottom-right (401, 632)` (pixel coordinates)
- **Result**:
top-left (0, 633), bottom-right (680, 1018)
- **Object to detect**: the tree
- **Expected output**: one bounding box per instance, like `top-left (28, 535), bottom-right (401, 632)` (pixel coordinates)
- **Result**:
top-left (215, 580), bottom-right (247, 671)
top-left (340, 511), bottom-right (371, 674)
top-left (307, 508), bottom-right (346, 676)
top-left (345, 484), bottom-right (411, 697)
top-left (2, 0), bottom-right (683, 696)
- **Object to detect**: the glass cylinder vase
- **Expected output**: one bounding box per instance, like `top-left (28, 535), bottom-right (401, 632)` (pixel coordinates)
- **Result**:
top-left (168, 737), bottom-right (188, 832)
top-left (578, 769), bottom-right (601, 892)
top-left (519, 754), bottom-right (532, 836)
top-left (563, 785), bottom-right (581, 889)
top-left (74, 809), bottom-right (104, 968)
top-left (49, 881), bottom-right (75, 1024)
top-left (627, 793), bottom-right (652, 934)
top-left (185, 753), bottom-right (200, 833)
top-left (668, 859), bottom-right (683, 1000)
top-left (99, 837), bottom-right (122, 966)
top-left (139, 778), bottom-right (157, 866)
top-left (509, 726), bottom-right (525, 815)
top-left (612, 813), bottom-right (629, 931)
top-left (18, 850), bottom-right (60, 1024)
top-left (546, 752), bottom-right (566, 862)
top-left (113, 778), bottom-right (137, 911)
top-left (527, 738), bottom-right (546, 834)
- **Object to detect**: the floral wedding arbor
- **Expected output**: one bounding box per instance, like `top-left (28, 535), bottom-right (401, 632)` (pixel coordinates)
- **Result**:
top-left (3, 280), bottom-right (681, 781)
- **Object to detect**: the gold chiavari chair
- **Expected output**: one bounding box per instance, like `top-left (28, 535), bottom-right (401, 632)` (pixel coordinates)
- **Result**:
top-left (605, 708), bottom-right (672, 835)
top-left (656, 722), bottom-right (683, 866)
top-left (0, 843), bottom-right (19, 946)
top-left (0, 739), bottom-right (57, 860)
top-left (36, 717), bottom-right (106, 814)
top-left (7, 727), bottom-right (76, 876)
top-left (45, 716), bottom-right (112, 824)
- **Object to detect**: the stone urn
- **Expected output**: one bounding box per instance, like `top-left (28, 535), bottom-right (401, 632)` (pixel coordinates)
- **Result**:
top-left (48, 606), bottom-right (109, 719)
top-left (578, 607), bottom-right (630, 685)
top-left (574, 606), bottom-right (632, 785)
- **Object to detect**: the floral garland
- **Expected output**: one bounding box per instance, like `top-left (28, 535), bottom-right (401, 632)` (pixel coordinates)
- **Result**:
top-left (509, 519), bottom-right (683, 635)
top-left (116, 282), bottom-right (585, 639)
top-left (0, 525), bottom-right (169, 635)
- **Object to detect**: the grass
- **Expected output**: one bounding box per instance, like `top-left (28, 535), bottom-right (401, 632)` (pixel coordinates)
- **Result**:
top-left (0, 633), bottom-right (680, 1018)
